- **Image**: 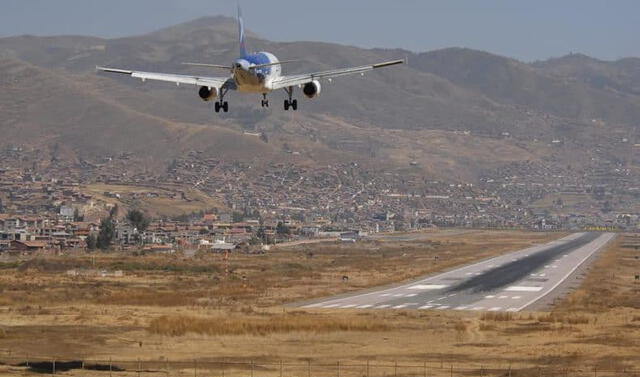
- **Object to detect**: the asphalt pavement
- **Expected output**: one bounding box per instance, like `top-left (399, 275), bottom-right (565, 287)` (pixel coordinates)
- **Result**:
top-left (302, 232), bottom-right (615, 312)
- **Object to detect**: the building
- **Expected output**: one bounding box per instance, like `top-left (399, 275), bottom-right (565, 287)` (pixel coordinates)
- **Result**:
top-left (10, 240), bottom-right (47, 252)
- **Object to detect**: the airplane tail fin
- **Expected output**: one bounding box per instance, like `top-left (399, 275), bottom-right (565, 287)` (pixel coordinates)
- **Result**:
top-left (238, 5), bottom-right (248, 57)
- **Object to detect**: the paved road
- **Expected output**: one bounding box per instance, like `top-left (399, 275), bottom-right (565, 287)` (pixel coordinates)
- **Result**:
top-left (302, 232), bottom-right (615, 312)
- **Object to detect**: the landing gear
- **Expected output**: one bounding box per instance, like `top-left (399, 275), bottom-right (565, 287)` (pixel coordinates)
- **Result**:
top-left (214, 88), bottom-right (229, 113)
top-left (283, 86), bottom-right (298, 111)
top-left (284, 99), bottom-right (297, 111)
top-left (261, 93), bottom-right (269, 108)
top-left (215, 101), bottom-right (229, 113)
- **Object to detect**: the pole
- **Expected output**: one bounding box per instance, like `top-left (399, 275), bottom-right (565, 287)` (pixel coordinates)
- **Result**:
top-left (423, 361), bottom-right (427, 377)
top-left (251, 360), bottom-right (254, 377)
top-left (395, 361), bottom-right (398, 377)
top-left (308, 359), bottom-right (311, 377)
top-left (109, 357), bottom-right (112, 377)
top-left (52, 359), bottom-right (56, 376)
top-left (367, 360), bottom-right (370, 377)
top-left (194, 359), bottom-right (197, 377)
top-left (337, 361), bottom-right (340, 377)
top-left (138, 358), bottom-right (141, 377)
top-left (280, 360), bottom-right (283, 377)
top-left (450, 364), bottom-right (453, 377)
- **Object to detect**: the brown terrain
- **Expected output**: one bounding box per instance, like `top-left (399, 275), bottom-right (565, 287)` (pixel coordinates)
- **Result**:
top-left (1, 17), bottom-right (639, 182)
top-left (0, 230), bottom-right (638, 376)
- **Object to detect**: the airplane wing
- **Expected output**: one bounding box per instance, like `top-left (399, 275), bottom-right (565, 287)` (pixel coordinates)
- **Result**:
top-left (96, 66), bottom-right (234, 89)
top-left (269, 59), bottom-right (404, 90)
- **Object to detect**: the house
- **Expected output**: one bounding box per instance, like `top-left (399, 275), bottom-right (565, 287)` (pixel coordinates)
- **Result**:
top-left (199, 239), bottom-right (236, 252)
top-left (142, 244), bottom-right (175, 254)
top-left (10, 240), bottom-right (47, 252)
top-left (339, 231), bottom-right (361, 242)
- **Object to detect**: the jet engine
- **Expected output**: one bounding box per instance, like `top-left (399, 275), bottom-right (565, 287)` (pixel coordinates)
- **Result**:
top-left (198, 86), bottom-right (219, 101)
top-left (302, 80), bottom-right (321, 98)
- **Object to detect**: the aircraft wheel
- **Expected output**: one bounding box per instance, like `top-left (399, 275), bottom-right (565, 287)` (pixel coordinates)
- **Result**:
top-left (215, 102), bottom-right (221, 113)
top-left (292, 99), bottom-right (298, 111)
top-left (284, 100), bottom-right (290, 111)
top-left (223, 101), bottom-right (229, 112)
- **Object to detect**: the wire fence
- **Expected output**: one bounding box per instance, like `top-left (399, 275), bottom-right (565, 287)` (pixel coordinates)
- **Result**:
top-left (0, 355), bottom-right (638, 377)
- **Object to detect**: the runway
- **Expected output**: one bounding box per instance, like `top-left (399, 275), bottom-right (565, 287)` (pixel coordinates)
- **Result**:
top-left (302, 232), bottom-right (615, 312)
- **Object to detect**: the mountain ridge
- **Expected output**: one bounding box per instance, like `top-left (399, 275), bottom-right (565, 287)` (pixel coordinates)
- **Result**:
top-left (0, 16), bottom-right (637, 183)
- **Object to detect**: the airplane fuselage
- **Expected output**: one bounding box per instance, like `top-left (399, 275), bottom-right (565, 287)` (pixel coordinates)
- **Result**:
top-left (97, 6), bottom-right (403, 113)
top-left (232, 52), bottom-right (281, 93)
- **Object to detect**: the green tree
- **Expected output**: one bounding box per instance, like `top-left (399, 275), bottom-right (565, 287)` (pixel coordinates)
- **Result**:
top-left (86, 234), bottom-right (97, 250)
top-left (109, 204), bottom-right (119, 218)
top-left (276, 221), bottom-right (290, 235)
top-left (127, 209), bottom-right (150, 232)
top-left (232, 211), bottom-right (244, 223)
top-left (256, 227), bottom-right (266, 242)
top-left (97, 218), bottom-right (116, 250)
top-left (73, 208), bottom-right (84, 222)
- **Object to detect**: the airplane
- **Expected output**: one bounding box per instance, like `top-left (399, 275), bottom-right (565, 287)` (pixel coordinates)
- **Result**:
top-left (97, 6), bottom-right (404, 113)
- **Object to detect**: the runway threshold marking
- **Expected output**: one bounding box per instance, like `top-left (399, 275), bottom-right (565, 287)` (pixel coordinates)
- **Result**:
top-left (505, 286), bottom-right (543, 292)
top-left (408, 284), bottom-right (448, 290)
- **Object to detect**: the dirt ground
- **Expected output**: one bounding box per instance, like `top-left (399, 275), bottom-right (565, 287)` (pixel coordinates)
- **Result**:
top-left (0, 230), bottom-right (638, 376)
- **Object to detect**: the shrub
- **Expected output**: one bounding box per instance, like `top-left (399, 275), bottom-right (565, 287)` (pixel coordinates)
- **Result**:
top-left (148, 314), bottom-right (389, 336)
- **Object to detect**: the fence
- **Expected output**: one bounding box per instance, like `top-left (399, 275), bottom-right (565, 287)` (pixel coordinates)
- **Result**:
top-left (0, 355), bottom-right (638, 377)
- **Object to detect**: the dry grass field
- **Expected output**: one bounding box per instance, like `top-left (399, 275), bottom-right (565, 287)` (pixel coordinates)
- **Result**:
top-left (83, 183), bottom-right (225, 217)
top-left (0, 231), bottom-right (638, 376)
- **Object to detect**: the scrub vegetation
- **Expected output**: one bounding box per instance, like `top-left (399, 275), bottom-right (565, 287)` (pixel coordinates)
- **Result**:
top-left (0, 231), bottom-right (638, 375)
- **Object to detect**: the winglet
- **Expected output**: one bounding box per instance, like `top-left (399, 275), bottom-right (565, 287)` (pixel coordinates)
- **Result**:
top-left (238, 4), bottom-right (248, 57)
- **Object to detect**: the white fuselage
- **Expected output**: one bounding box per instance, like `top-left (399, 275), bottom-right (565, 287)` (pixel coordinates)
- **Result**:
top-left (232, 52), bottom-right (281, 93)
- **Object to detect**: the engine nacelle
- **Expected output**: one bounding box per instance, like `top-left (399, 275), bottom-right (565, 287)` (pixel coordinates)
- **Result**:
top-left (198, 86), bottom-right (219, 101)
top-left (303, 80), bottom-right (321, 98)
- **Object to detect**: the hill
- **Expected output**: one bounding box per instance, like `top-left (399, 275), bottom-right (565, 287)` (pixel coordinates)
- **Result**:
top-left (0, 16), bottom-right (638, 183)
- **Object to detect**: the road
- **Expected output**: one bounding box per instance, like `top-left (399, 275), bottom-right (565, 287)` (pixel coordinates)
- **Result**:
top-left (302, 232), bottom-right (615, 312)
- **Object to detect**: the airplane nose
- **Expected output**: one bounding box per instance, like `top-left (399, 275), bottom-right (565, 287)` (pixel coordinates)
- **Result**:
top-left (234, 59), bottom-right (250, 71)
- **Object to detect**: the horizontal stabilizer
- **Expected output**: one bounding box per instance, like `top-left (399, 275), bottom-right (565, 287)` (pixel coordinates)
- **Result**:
top-left (182, 62), bottom-right (232, 70)
top-left (249, 60), bottom-right (299, 70)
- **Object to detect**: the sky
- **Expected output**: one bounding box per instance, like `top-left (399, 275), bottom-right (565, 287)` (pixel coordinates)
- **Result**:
top-left (1, 0), bottom-right (638, 62)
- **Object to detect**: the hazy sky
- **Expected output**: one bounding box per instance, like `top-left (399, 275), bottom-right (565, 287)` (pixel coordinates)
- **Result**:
top-left (2, 0), bottom-right (638, 61)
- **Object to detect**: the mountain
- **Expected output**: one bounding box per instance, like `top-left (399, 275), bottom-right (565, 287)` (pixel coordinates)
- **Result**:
top-left (409, 48), bottom-right (640, 127)
top-left (0, 16), bottom-right (637, 182)
top-left (533, 53), bottom-right (640, 97)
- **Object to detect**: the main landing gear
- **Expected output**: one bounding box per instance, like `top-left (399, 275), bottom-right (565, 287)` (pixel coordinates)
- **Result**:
top-left (214, 88), bottom-right (229, 113)
top-left (261, 93), bottom-right (269, 108)
top-left (215, 101), bottom-right (228, 113)
top-left (284, 86), bottom-right (298, 111)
